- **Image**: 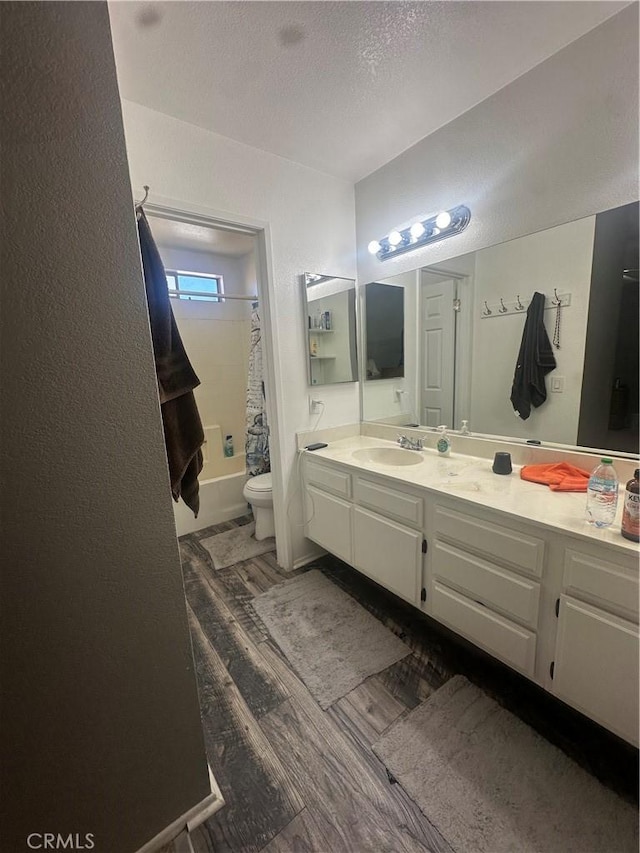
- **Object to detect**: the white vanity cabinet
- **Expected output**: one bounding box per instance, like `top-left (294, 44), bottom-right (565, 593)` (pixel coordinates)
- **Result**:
top-left (550, 549), bottom-right (639, 745)
top-left (304, 461), bottom-right (353, 564)
top-left (352, 475), bottom-right (424, 603)
top-left (300, 449), bottom-right (640, 744)
top-left (303, 457), bottom-right (425, 606)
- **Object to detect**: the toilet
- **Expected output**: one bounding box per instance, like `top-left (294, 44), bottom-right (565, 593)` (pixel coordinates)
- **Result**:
top-left (243, 473), bottom-right (274, 540)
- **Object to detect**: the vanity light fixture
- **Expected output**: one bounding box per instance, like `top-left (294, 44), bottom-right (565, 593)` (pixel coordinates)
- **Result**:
top-left (368, 204), bottom-right (471, 261)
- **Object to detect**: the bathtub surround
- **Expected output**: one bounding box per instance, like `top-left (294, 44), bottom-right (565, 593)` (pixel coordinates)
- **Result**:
top-left (252, 570), bottom-right (411, 709)
top-left (157, 239), bottom-right (254, 462)
top-left (373, 675), bottom-right (638, 853)
top-left (138, 209), bottom-right (204, 515)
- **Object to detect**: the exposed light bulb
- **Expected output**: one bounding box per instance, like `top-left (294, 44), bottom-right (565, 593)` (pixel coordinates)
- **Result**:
top-left (410, 222), bottom-right (425, 240)
top-left (388, 230), bottom-right (403, 246)
top-left (435, 211), bottom-right (452, 229)
top-left (368, 240), bottom-right (381, 255)
top-left (431, 227), bottom-right (441, 236)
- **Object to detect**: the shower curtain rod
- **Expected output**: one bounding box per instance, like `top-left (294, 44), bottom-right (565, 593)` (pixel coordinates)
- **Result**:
top-left (169, 290), bottom-right (258, 302)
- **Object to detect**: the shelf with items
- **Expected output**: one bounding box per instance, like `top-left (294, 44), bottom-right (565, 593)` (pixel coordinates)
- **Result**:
top-left (308, 328), bottom-right (335, 334)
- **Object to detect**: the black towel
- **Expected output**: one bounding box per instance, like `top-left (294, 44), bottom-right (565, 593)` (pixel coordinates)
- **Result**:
top-left (137, 210), bottom-right (204, 516)
top-left (510, 291), bottom-right (556, 420)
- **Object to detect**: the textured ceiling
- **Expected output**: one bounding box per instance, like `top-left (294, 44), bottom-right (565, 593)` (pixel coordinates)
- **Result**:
top-left (109, 1), bottom-right (629, 182)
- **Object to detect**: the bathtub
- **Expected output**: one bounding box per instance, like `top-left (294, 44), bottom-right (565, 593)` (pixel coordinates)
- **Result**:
top-left (173, 443), bottom-right (249, 536)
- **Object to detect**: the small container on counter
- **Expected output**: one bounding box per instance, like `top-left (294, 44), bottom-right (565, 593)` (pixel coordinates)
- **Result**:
top-left (621, 468), bottom-right (639, 542)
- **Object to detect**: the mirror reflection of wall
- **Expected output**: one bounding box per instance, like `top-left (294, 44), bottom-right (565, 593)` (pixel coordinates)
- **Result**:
top-left (303, 274), bottom-right (358, 386)
top-left (361, 201), bottom-right (639, 455)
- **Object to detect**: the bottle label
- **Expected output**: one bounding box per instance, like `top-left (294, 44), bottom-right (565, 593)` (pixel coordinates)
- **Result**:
top-left (622, 492), bottom-right (640, 536)
top-left (437, 437), bottom-right (449, 454)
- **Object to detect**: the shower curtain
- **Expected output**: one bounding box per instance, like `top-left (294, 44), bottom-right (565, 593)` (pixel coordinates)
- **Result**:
top-left (245, 306), bottom-right (270, 477)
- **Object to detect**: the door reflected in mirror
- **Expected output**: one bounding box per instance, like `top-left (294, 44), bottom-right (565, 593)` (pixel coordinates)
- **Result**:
top-left (303, 273), bottom-right (358, 386)
top-left (361, 201), bottom-right (639, 456)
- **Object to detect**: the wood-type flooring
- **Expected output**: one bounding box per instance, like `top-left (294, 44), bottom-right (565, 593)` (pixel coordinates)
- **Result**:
top-left (164, 515), bottom-right (638, 853)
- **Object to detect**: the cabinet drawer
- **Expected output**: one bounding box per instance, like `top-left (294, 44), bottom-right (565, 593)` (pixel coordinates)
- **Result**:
top-left (431, 582), bottom-right (537, 676)
top-left (305, 460), bottom-right (351, 498)
top-left (305, 486), bottom-right (352, 564)
top-left (353, 507), bottom-right (422, 604)
top-left (553, 596), bottom-right (639, 745)
top-left (432, 541), bottom-right (540, 628)
top-left (355, 477), bottom-right (423, 528)
top-left (434, 506), bottom-right (544, 577)
top-left (563, 550), bottom-right (639, 621)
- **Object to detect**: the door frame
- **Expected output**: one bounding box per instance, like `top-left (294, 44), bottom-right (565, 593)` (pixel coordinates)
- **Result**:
top-left (139, 194), bottom-right (291, 568)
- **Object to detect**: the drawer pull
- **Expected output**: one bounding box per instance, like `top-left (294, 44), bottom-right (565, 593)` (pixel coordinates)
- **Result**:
top-left (422, 538), bottom-right (428, 554)
top-left (550, 661), bottom-right (555, 679)
top-left (555, 598), bottom-right (560, 618)
top-left (421, 587), bottom-right (427, 602)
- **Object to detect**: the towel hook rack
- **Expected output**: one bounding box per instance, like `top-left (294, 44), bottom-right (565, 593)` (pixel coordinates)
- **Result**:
top-left (483, 301), bottom-right (492, 316)
top-left (499, 298), bottom-right (508, 313)
top-left (137, 185), bottom-right (150, 209)
top-left (515, 295), bottom-right (525, 311)
top-left (551, 288), bottom-right (561, 305)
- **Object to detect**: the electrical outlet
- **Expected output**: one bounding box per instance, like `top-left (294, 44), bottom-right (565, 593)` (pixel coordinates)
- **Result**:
top-left (551, 376), bottom-right (564, 393)
top-left (309, 396), bottom-right (323, 414)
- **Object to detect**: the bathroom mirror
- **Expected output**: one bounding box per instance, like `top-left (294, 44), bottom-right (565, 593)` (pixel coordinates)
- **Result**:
top-left (303, 273), bottom-right (358, 386)
top-left (361, 201), bottom-right (639, 456)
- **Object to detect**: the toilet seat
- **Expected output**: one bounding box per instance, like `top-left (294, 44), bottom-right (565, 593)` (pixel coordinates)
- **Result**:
top-left (243, 473), bottom-right (273, 510)
top-left (244, 472), bottom-right (272, 493)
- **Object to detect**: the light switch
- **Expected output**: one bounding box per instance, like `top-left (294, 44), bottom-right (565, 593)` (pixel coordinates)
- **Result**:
top-left (551, 376), bottom-right (564, 393)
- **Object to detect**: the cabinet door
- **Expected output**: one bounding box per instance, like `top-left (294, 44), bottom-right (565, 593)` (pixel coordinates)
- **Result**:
top-left (305, 485), bottom-right (352, 564)
top-left (552, 595), bottom-right (639, 745)
top-left (353, 506), bottom-right (422, 604)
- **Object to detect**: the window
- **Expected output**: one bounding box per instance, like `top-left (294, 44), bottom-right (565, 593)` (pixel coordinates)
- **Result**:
top-left (165, 269), bottom-right (224, 301)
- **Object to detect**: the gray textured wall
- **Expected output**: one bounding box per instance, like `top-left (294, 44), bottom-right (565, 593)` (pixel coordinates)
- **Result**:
top-left (356, 4), bottom-right (639, 284)
top-left (0, 3), bottom-right (210, 851)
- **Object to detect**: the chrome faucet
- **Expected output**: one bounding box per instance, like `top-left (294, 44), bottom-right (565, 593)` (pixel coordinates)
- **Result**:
top-left (397, 434), bottom-right (424, 451)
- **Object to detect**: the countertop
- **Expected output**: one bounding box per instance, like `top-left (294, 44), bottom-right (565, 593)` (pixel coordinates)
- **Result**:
top-left (302, 436), bottom-right (639, 557)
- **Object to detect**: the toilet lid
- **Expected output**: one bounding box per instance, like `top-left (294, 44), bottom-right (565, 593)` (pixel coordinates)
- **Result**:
top-left (245, 473), bottom-right (272, 492)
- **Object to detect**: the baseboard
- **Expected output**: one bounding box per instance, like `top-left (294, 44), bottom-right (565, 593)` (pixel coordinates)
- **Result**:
top-left (135, 765), bottom-right (224, 853)
top-left (293, 546), bottom-right (326, 570)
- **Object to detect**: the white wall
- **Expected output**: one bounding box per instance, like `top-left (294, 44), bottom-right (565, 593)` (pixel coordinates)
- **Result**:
top-left (470, 216), bottom-right (596, 444)
top-left (1, 4), bottom-right (210, 851)
top-left (120, 100), bottom-right (357, 567)
top-left (355, 5), bottom-right (638, 285)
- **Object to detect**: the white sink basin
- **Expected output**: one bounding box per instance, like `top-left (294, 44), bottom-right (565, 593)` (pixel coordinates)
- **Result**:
top-left (352, 447), bottom-right (424, 466)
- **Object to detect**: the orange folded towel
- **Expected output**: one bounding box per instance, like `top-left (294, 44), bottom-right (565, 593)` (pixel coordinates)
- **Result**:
top-left (520, 462), bottom-right (591, 492)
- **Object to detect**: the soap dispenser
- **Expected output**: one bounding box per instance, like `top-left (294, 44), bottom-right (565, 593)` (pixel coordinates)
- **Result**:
top-left (436, 425), bottom-right (451, 457)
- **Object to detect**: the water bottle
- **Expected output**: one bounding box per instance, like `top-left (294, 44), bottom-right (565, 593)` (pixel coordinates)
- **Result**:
top-left (586, 457), bottom-right (619, 528)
